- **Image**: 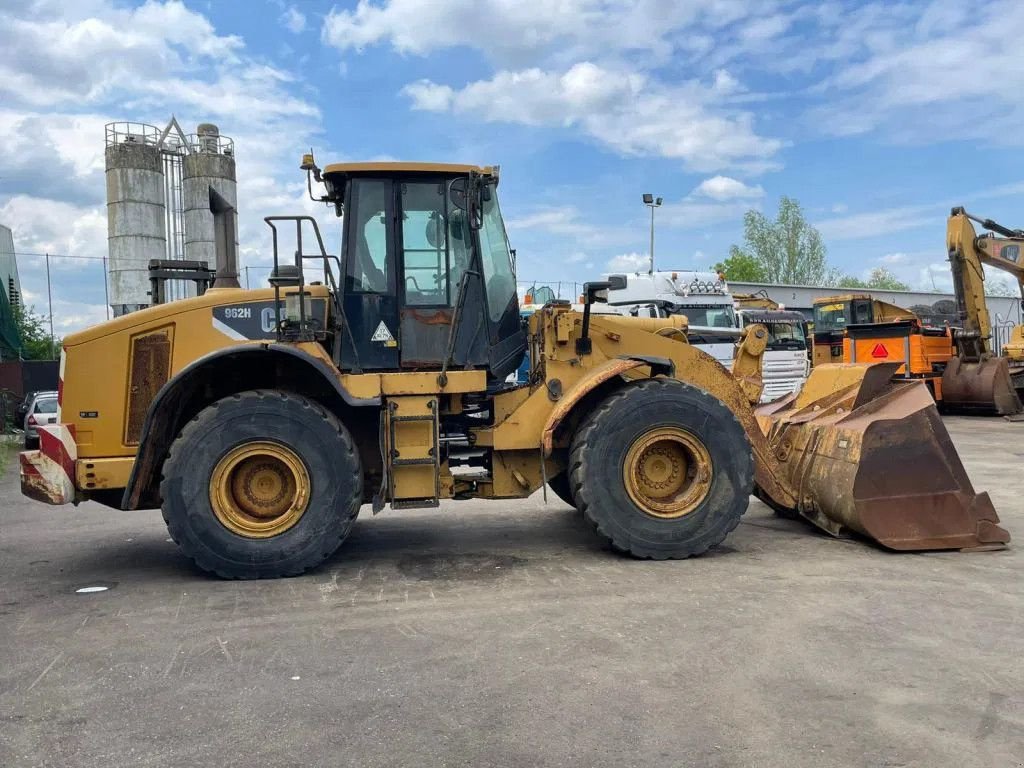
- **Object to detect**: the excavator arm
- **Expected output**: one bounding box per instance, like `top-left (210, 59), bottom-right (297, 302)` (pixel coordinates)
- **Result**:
top-left (942, 208), bottom-right (1023, 414)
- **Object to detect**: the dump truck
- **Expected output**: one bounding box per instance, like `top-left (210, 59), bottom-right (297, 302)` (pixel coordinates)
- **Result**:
top-left (19, 159), bottom-right (1009, 579)
top-left (942, 208), bottom-right (1024, 415)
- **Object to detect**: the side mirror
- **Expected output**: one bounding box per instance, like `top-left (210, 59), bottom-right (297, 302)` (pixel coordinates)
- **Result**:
top-left (448, 178), bottom-right (467, 211)
top-left (584, 280), bottom-right (613, 304)
top-left (607, 274), bottom-right (627, 291)
top-left (449, 176), bottom-right (483, 229)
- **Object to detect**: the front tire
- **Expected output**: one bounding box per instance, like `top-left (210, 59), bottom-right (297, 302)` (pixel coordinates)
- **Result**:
top-left (160, 390), bottom-right (362, 579)
top-left (569, 379), bottom-right (753, 559)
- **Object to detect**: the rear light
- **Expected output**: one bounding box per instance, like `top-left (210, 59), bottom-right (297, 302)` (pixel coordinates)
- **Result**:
top-left (27, 414), bottom-right (37, 426)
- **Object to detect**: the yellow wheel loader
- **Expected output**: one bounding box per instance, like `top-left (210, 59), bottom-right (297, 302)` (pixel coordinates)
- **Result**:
top-left (943, 208), bottom-right (1024, 415)
top-left (18, 159), bottom-right (1009, 579)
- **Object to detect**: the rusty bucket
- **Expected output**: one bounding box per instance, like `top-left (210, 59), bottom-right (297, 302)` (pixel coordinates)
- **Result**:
top-left (940, 356), bottom-right (1022, 416)
top-left (755, 363), bottom-right (1009, 551)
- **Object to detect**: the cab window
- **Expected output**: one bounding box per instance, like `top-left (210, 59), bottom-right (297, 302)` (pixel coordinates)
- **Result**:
top-left (345, 179), bottom-right (390, 293)
top-left (478, 188), bottom-right (516, 322)
top-left (400, 181), bottom-right (469, 306)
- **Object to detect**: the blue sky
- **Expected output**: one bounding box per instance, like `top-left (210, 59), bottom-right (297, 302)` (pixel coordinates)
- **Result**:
top-left (3, 0), bottom-right (1024, 333)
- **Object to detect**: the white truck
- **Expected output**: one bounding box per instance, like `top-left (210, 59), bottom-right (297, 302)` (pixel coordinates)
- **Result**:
top-left (734, 307), bottom-right (810, 401)
top-left (606, 271), bottom-right (809, 402)
top-left (606, 271), bottom-right (740, 368)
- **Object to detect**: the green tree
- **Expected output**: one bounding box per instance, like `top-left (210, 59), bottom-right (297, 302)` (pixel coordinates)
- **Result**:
top-left (13, 305), bottom-right (59, 360)
top-left (728, 197), bottom-right (828, 284)
top-left (714, 250), bottom-right (767, 282)
top-left (835, 267), bottom-right (910, 291)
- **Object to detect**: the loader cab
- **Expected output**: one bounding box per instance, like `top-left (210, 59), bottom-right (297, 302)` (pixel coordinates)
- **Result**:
top-left (812, 295), bottom-right (873, 366)
top-left (319, 162), bottom-right (524, 379)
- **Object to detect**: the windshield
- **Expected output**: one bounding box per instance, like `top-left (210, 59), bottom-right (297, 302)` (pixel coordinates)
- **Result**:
top-left (672, 303), bottom-right (737, 328)
top-left (764, 321), bottom-right (807, 350)
top-left (478, 185), bottom-right (516, 322)
top-left (813, 302), bottom-right (848, 334)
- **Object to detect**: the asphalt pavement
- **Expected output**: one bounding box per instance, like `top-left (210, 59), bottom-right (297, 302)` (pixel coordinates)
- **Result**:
top-left (0, 417), bottom-right (1021, 767)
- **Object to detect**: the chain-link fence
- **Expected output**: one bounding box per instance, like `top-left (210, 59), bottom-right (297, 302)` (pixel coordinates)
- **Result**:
top-left (8, 252), bottom-right (1024, 363)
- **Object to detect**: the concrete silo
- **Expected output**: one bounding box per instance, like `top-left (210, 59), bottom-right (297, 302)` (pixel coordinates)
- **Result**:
top-left (105, 123), bottom-right (167, 316)
top-left (183, 124), bottom-right (238, 285)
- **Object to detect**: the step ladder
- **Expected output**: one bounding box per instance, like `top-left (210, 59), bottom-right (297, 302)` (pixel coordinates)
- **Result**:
top-left (385, 395), bottom-right (441, 509)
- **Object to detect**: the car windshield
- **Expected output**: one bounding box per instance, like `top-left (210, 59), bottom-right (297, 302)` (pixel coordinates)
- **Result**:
top-left (35, 398), bottom-right (58, 414)
top-left (765, 321), bottom-right (807, 350)
top-left (813, 303), bottom-right (848, 334)
top-left (673, 304), bottom-right (736, 328)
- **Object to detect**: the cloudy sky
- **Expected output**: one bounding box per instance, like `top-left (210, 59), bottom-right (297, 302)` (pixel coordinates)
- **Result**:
top-left (3, 0), bottom-right (1024, 333)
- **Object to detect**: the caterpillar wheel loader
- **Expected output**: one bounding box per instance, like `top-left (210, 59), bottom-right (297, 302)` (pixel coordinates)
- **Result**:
top-left (19, 159), bottom-right (1009, 579)
top-left (942, 208), bottom-right (1024, 415)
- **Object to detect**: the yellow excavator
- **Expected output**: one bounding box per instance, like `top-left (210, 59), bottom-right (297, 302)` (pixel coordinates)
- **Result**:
top-left (943, 208), bottom-right (1024, 415)
top-left (17, 158), bottom-right (1008, 578)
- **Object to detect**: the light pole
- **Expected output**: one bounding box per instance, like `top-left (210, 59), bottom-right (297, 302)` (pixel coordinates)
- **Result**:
top-left (642, 193), bottom-right (662, 273)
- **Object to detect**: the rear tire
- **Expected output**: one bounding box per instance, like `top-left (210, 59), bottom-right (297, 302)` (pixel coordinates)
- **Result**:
top-left (569, 379), bottom-right (752, 559)
top-left (160, 390), bottom-right (362, 579)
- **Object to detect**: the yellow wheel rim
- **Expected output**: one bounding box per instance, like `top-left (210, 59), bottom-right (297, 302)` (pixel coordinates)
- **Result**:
top-left (210, 441), bottom-right (310, 538)
top-left (623, 427), bottom-right (713, 519)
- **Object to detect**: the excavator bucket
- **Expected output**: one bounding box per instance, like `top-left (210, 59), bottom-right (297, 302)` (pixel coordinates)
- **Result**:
top-left (754, 363), bottom-right (1009, 551)
top-left (940, 356), bottom-right (1022, 416)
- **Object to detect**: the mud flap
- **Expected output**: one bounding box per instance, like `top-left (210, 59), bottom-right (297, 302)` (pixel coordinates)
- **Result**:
top-left (755, 363), bottom-right (1010, 551)
top-left (941, 356), bottom-right (1022, 416)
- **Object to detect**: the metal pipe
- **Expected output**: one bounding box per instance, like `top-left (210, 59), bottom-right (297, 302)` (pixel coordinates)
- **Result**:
top-left (45, 253), bottom-right (54, 357)
top-left (102, 256), bottom-right (110, 319)
top-left (649, 204), bottom-right (655, 274)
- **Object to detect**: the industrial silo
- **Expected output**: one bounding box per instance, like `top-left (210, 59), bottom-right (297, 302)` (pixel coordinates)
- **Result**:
top-left (183, 124), bottom-right (238, 284)
top-left (105, 123), bottom-right (167, 316)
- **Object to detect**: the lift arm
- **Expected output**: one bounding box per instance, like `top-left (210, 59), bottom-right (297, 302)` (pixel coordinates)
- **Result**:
top-left (945, 207), bottom-right (1024, 359)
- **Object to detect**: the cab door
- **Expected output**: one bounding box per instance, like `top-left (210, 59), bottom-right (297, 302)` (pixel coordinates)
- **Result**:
top-left (340, 178), bottom-right (401, 371)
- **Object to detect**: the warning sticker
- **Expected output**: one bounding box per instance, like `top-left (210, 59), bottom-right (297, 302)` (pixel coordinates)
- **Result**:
top-left (371, 321), bottom-right (395, 343)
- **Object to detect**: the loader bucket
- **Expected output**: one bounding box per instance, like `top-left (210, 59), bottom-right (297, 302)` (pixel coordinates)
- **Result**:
top-left (940, 356), bottom-right (1022, 416)
top-left (755, 363), bottom-right (1009, 551)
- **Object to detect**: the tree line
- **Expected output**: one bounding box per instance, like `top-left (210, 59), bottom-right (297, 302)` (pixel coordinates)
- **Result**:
top-left (713, 196), bottom-right (911, 291)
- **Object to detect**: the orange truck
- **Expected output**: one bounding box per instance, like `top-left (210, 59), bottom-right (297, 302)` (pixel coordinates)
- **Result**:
top-left (843, 319), bottom-right (955, 400)
top-left (812, 295), bottom-right (955, 401)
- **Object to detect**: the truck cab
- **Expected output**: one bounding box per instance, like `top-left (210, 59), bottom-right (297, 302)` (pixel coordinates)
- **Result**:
top-left (606, 271), bottom-right (740, 368)
top-left (735, 309), bottom-right (810, 401)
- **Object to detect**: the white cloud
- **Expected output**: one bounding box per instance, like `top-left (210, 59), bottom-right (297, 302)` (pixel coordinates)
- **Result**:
top-left (322, 0), bottom-right (746, 65)
top-left (0, 3), bottom-right (243, 107)
top-left (692, 175), bottom-right (764, 201)
top-left (815, 205), bottom-right (935, 240)
top-left (606, 252), bottom-right (650, 272)
top-left (801, 0), bottom-right (1024, 144)
top-left (404, 62), bottom-right (781, 172)
top-left (880, 252), bottom-right (908, 265)
top-left (0, 1), bottom-right (328, 334)
top-left (280, 6), bottom-right (306, 34)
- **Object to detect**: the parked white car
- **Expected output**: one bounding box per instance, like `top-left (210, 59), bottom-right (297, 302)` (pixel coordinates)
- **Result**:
top-left (23, 391), bottom-right (58, 449)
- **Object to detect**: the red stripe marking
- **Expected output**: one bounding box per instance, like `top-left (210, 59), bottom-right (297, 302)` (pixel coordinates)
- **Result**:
top-left (19, 453), bottom-right (42, 477)
top-left (38, 428), bottom-right (75, 481)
